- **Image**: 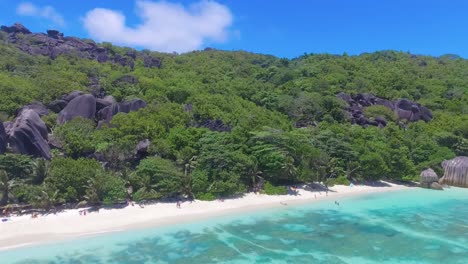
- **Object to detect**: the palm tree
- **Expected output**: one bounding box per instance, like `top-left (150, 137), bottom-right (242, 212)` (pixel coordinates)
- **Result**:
top-left (283, 155), bottom-right (297, 181)
top-left (0, 170), bottom-right (10, 206)
top-left (33, 188), bottom-right (64, 210)
top-left (32, 159), bottom-right (49, 184)
top-left (181, 156), bottom-right (197, 199)
top-left (0, 170), bottom-right (27, 206)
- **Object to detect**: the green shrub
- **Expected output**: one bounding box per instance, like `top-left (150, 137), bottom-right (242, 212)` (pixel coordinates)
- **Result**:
top-left (263, 182), bottom-right (288, 195)
top-left (364, 105), bottom-right (397, 121)
top-left (41, 112), bottom-right (58, 131)
top-left (327, 175), bottom-right (351, 187)
top-left (196, 192), bottom-right (216, 201)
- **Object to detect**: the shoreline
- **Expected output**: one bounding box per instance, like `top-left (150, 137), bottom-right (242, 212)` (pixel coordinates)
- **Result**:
top-left (0, 181), bottom-right (411, 251)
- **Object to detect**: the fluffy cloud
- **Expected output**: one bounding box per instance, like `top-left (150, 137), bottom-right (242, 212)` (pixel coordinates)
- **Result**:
top-left (16, 2), bottom-right (65, 27)
top-left (83, 0), bottom-right (233, 53)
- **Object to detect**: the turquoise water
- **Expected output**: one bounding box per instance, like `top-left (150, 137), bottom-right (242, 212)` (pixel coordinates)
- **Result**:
top-left (1, 188), bottom-right (468, 263)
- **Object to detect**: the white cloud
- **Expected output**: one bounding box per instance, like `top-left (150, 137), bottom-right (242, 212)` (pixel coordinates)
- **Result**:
top-left (83, 0), bottom-right (234, 53)
top-left (17, 2), bottom-right (65, 27)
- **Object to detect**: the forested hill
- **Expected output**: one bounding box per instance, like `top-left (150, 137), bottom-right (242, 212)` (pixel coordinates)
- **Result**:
top-left (0, 23), bottom-right (467, 208)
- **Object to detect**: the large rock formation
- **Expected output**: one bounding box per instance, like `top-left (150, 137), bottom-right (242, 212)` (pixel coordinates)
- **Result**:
top-left (440, 156), bottom-right (468, 188)
top-left (96, 96), bottom-right (116, 112)
top-left (337, 92), bottom-right (433, 127)
top-left (97, 99), bottom-right (147, 125)
top-left (57, 94), bottom-right (96, 124)
top-left (7, 109), bottom-right (51, 159)
top-left (16, 102), bottom-right (49, 117)
top-left (393, 99), bottom-right (433, 122)
top-left (0, 23), bottom-right (31, 34)
top-left (62, 90), bottom-right (84, 102)
top-left (420, 168), bottom-right (442, 190)
top-left (48, 99), bottom-right (68, 113)
top-left (0, 23), bottom-right (161, 68)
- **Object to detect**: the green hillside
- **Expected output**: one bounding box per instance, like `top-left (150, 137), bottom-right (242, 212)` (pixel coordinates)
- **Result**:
top-left (0, 26), bottom-right (467, 208)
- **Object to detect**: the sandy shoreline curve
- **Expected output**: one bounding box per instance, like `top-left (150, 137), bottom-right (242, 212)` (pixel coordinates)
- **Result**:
top-left (0, 181), bottom-right (411, 251)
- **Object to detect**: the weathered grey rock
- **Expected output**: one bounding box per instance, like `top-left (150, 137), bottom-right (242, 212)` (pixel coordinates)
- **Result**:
top-left (430, 182), bottom-right (443, 190)
top-left (440, 156), bottom-right (468, 188)
top-left (57, 94), bottom-right (96, 124)
top-left (62, 90), bottom-right (84, 102)
top-left (375, 116), bottom-right (388, 127)
top-left (393, 99), bottom-right (433, 122)
top-left (0, 23), bottom-right (31, 34)
top-left (46, 29), bottom-right (63, 39)
top-left (7, 109), bottom-right (50, 159)
top-left (1, 23), bottom-right (147, 68)
top-left (0, 121), bottom-right (6, 154)
top-left (97, 99), bottom-right (147, 124)
top-left (48, 100), bottom-right (68, 113)
top-left (16, 102), bottom-right (49, 116)
top-left (136, 139), bottom-right (150, 154)
top-left (88, 77), bottom-right (106, 98)
top-left (336, 92), bottom-right (353, 104)
top-left (420, 168), bottom-right (439, 188)
top-left (96, 95), bottom-right (116, 112)
top-left (336, 92), bottom-right (433, 128)
top-left (3, 121), bottom-right (12, 135)
top-left (135, 139), bottom-right (150, 161)
top-left (143, 55), bottom-right (162, 68)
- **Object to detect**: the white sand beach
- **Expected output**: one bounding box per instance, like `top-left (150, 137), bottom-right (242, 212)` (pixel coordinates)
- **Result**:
top-left (0, 181), bottom-right (411, 250)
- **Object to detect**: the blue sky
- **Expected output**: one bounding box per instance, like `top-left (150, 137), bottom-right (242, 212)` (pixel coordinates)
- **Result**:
top-left (1, 0), bottom-right (468, 58)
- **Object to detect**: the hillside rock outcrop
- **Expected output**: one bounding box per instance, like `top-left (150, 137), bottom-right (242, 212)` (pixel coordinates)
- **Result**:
top-left (16, 102), bottom-right (49, 117)
top-left (0, 23), bottom-right (31, 34)
top-left (0, 23), bottom-right (161, 69)
top-left (48, 99), bottom-right (68, 113)
top-left (96, 96), bottom-right (116, 111)
top-left (57, 94), bottom-right (96, 125)
top-left (337, 92), bottom-right (433, 127)
top-left (7, 109), bottom-right (51, 159)
top-left (97, 99), bottom-right (147, 125)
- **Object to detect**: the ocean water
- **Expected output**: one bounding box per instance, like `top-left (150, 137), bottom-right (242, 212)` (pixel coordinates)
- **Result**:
top-left (1, 188), bottom-right (468, 264)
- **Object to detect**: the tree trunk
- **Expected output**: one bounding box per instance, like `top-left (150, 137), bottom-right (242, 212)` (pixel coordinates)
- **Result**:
top-left (0, 186), bottom-right (8, 206)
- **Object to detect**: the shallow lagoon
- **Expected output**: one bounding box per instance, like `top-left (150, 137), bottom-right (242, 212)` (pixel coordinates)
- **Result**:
top-left (1, 188), bottom-right (468, 264)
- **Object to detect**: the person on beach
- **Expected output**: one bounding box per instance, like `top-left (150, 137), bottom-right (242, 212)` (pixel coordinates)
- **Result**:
top-left (176, 201), bottom-right (181, 208)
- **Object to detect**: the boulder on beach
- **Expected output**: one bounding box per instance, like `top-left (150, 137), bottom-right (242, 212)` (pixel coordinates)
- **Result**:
top-left (440, 156), bottom-right (468, 188)
top-left (420, 168), bottom-right (441, 190)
